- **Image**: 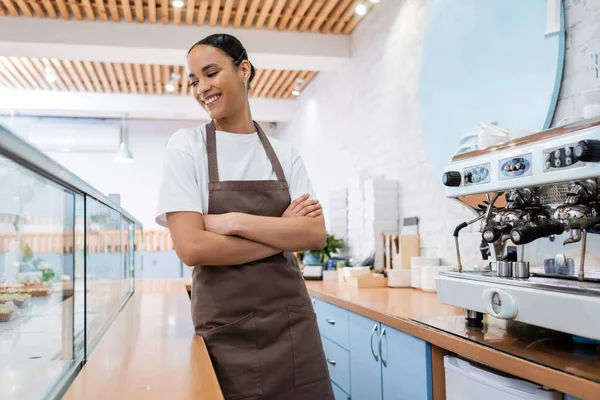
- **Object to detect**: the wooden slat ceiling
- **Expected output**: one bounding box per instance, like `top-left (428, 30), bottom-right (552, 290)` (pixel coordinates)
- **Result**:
top-left (0, 56), bottom-right (317, 98)
top-left (0, 0), bottom-right (376, 35)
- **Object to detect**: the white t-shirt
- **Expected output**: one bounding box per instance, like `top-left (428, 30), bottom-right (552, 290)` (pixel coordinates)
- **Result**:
top-left (155, 124), bottom-right (316, 228)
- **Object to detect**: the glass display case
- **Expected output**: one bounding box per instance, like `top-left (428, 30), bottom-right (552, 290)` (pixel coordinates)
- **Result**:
top-left (0, 125), bottom-right (142, 399)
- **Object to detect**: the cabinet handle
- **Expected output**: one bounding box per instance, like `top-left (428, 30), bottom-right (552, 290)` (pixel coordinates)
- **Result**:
top-left (327, 358), bottom-right (337, 365)
top-left (326, 319), bottom-right (335, 325)
top-left (370, 324), bottom-right (379, 362)
top-left (379, 328), bottom-right (387, 368)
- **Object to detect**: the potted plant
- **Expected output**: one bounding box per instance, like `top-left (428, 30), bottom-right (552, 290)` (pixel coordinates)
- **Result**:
top-left (302, 233), bottom-right (344, 266)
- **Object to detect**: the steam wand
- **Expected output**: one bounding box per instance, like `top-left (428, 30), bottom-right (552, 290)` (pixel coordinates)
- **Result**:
top-left (454, 193), bottom-right (501, 273)
top-left (454, 215), bottom-right (484, 273)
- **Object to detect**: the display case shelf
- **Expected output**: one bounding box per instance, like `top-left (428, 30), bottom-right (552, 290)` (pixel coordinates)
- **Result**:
top-left (0, 124), bottom-right (142, 399)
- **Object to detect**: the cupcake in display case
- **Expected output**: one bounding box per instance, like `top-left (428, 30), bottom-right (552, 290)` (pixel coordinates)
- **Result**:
top-left (0, 301), bottom-right (18, 322)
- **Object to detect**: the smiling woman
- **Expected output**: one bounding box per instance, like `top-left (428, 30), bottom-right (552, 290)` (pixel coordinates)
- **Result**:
top-left (155, 34), bottom-right (334, 400)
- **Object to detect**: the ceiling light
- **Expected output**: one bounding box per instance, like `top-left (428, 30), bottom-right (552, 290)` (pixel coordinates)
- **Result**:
top-left (172, 0), bottom-right (184, 7)
top-left (165, 72), bottom-right (180, 93)
top-left (44, 66), bottom-right (57, 84)
top-left (355, 3), bottom-right (367, 16)
top-left (292, 77), bottom-right (305, 97)
top-left (370, 0), bottom-right (380, 3)
top-left (114, 142), bottom-right (135, 164)
top-left (114, 115), bottom-right (134, 164)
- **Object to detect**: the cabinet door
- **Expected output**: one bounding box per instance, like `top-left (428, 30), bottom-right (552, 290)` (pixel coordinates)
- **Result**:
top-left (349, 313), bottom-right (382, 400)
top-left (380, 325), bottom-right (432, 400)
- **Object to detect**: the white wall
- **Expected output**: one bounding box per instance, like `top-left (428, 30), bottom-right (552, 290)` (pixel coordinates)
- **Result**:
top-left (553, 0), bottom-right (600, 124)
top-left (277, 0), bottom-right (600, 266)
top-left (2, 116), bottom-right (276, 230)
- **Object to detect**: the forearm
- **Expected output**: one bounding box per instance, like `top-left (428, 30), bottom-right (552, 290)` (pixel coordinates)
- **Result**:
top-left (178, 230), bottom-right (281, 267)
top-left (232, 213), bottom-right (326, 252)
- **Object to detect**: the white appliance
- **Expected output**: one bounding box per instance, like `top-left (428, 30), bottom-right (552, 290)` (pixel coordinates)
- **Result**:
top-left (437, 117), bottom-right (600, 341)
top-left (444, 356), bottom-right (562, 400)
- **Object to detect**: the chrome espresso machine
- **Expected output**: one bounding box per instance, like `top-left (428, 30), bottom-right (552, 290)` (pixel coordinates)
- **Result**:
top-left (436, 118), bottom-right (600, 341)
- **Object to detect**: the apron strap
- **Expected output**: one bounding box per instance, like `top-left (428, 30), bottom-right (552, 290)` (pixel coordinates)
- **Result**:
top-left (206, 120), bottom-right (220, 184)
top-left (255, 122), bottom-right (287, 182)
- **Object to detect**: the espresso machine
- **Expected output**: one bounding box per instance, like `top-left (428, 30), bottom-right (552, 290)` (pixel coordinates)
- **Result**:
top-left (436, 118), bottom-right (600, 341)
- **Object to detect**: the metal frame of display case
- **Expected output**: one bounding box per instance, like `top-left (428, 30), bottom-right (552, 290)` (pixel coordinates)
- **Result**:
top-left (0, 124), bottom-right (143, 399)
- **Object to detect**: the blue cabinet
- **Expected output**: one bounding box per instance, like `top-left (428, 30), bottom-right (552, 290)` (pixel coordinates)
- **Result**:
top-left (349, 313), bottom-right (382, 400)
top-left (314, 297), bottom-right (433, 400)
top-left (332, 381), bottom-right (351, 400)
top-left (380, 324), bottom-right (432, 400)
top-left (322, 336), bottom-right (351, 394)
top-left (313, 298), bottom-right (350, 349)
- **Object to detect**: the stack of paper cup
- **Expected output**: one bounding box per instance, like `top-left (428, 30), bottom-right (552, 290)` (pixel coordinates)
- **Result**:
top-left (410, 257), bottom-right (440, 289)
top-left (387, 269), bottom-right (412, 287)
top-left (421, 266), bottom-right (454, 292)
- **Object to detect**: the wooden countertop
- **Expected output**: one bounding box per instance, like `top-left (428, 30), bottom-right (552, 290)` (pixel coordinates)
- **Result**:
top-left (305, 281), bottom-right (600, 400)
top-left (63, 279), bottom-right (598, 400)
top-left (63, 279), bottom-right (223, 400)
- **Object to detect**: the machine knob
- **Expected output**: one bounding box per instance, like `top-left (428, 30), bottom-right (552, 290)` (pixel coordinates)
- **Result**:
top-left (482, 225), bottom-right (513, 243)
top-left (442, 171), bottom-right (462, 187)
top-left (574, 140), bottom-right (600, 162)
top-left (510, 222), bottom-right (564, 245)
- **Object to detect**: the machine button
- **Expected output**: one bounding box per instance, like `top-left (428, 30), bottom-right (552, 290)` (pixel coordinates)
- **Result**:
top-left (555, 159), bottom-right (562, 168)
top-left (545, 161), bottom-right (551, 169)
top-left (554, 150), bottom-right (562, 158)
top-left (565, 157), bottom-right (573, 166)
top-left (565, 147), bottom-right (572, 157)
top-left (545, 152), bottom-right (551, 161)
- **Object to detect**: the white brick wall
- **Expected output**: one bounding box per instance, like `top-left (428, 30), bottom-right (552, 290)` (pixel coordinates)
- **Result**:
top-left (278, 0), bottom-right (600, 267)
top-left (552, 0), bottom-right (600, 125)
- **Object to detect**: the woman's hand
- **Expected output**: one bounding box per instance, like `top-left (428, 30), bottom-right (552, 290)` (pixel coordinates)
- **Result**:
top-left (282, 194), bottom-right (322, 218)
top-left (202, 213), bottom-right (239, 236)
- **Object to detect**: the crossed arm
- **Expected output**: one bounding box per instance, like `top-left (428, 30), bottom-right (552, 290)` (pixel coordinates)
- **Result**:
top-left (166, 194), bottom-right (325, 267)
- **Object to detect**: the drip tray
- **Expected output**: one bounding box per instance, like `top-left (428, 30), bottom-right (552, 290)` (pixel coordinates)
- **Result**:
top-left (441, 270), bottom-right (600, 296)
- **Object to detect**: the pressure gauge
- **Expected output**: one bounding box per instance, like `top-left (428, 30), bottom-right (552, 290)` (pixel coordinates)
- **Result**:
top-left (482, 288), bottom-right (518, 319)
top-left (491, 292), bottom-right (502, 314)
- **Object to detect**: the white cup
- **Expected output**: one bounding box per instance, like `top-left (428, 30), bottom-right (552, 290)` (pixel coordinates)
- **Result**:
top-left (584, 104), bottom-right (600, 119)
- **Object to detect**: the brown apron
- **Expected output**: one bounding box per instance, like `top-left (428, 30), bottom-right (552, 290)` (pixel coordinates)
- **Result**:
top-left (191, 121), bottom-right (334, 400)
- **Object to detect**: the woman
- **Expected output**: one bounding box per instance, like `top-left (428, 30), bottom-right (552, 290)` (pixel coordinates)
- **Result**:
top-left (156, 34), bottom-right (335, 400)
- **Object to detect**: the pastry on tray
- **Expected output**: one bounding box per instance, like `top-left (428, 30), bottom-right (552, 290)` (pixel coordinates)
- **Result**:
top-left (0, 301), bottom-right (18, 322)
top-left (12, 293), bottom-right (31, 307)
top-left (27, 285), bottom-right (52, 297)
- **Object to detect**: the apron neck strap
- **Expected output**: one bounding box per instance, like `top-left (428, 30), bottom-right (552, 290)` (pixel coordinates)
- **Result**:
top-left (206, 120), bottom-right (220, 184)
top-left (206, 120), bottom-right (287, 183)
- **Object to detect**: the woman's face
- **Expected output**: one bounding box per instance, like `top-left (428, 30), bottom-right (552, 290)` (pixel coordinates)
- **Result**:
top-left (186, 45), bottom-right (249, 120)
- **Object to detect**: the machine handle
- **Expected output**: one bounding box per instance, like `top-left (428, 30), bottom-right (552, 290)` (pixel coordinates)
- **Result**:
top-left (510, 222), bottom-right (564, 245)
top-left (482, 225), bottom-right (513, 243)
top-left (370, 324), bottom-right (379, 362)
top-left (326, 319), bottom-right (335, 325)
top-left (327, 358), bottom-right (336, 366)
top-left (379, 328), bottom-right (387, 368)
top-left (583, 216), bottom-right (600, 233)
